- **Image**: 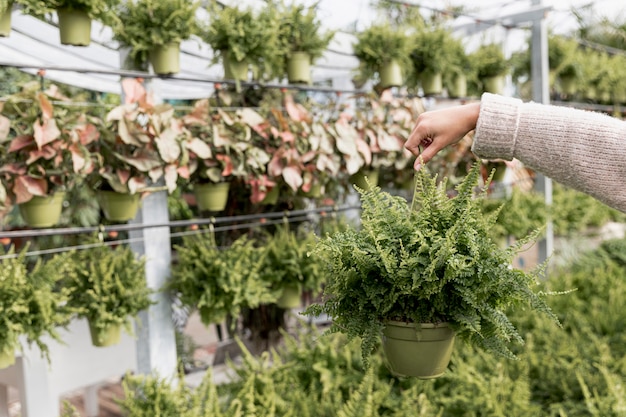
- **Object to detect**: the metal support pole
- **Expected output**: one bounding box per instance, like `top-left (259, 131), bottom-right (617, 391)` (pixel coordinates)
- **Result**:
top-left (531, 0), bottom-right (554, 268)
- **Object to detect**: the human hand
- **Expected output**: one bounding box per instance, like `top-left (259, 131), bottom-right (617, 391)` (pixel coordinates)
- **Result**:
top-left (404, 102), bottom-right (480, 170)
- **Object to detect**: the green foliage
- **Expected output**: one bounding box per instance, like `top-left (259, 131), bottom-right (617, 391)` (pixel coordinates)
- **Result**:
top-left (353, 24), bottom-right (412, 83)
top-left (480, 189), bottom-right (547, 240)
top-left (169, 233), bottom-right (274, 326)
top-left (409, 27), bottom-right (456, 75)
top-left (274, 1), bottom-right (335, 59)
top-left (470, 43), bottom-right (510, 78)
top-left (50, 0), bottom-right (119, 21)
top-left (62, 242), bottom-right (153, 334)
top-left (305, 163), bottom-right (562, 364)
top-left (111, 0), bottom-right (199, 64)
top-left (0, 249), bottom-right (71, 361)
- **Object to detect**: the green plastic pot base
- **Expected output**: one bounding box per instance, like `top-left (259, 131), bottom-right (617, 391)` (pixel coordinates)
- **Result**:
top-left (222, 50), bottom-right (249, 81)
top-left (18, 192), bottom-right (65, 228)
top-left (0, 9), bottom-right (11, 37)
top-left (447, 74), bottom-right (467, 98)
top-left (57, 8), bottom-right (91, 46)
top-left (97, 191), bottom-right (140, 222)
top-left (382, 321), bottom-right (455, 379)
top-left (0, 350), bottom-right (15, 369)
top-left (89, 321), bottom-right (122, 347)
top-left (350, 169), bottom-right (379, 191)
top-left (277, 286), bottom-right (301, 309)
top-left (149, 42), bottom-right (180, 75)
top-left (420, 72), bottom-right (443, 96)
top-left (379, 60), bottom-right (403, 89)
top-left (482, 76), bottom-right (505, 95)
top-left (287, 52), bottom-right (312, 85)
top-left (194, 182), bottom-right (230, 212)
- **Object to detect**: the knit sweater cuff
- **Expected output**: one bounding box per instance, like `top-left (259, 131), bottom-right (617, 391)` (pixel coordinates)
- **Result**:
top-left (471, 93), bottom-right (522, 160)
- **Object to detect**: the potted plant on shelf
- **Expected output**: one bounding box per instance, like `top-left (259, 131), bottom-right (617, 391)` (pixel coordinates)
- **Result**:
top-left (353, 23), bottom-right (411, 89)
top-left (305, 162), bottom-right (565, 379)
top-left (470, 43), bottom-right (510, 95)
top-left (111, 0), bottom-right (199, 75)
top-left (51, 0), bottom-right (120, 46)
top-left (63, 242), bottom-right (153, 347)
top-left (0, 249), bottom-right (72, 368)
top-left (199, 2), bottom-right (279, 82)
top-left (0, 82), bottom-right (96, 228)
top-left (275, 1), bottom-right (335, 85)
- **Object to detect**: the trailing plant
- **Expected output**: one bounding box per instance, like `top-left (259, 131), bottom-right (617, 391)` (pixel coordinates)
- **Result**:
top-left (305, 162), bottom-right (564, 365)
top-left (470, 43), bottom-right (510, 78)
top-left (168, 233), bottom-right (274, 327)
top-left (62, 242), bottom-right (153, 337)
top-left (110, 0), bottom-right (199, 66)
top-left (409, 26), bottom-right (455, 75)
top-left (0, 249), bottom-right (72, 362)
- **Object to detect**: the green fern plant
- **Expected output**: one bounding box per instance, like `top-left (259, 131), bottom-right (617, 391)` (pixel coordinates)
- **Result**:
top-left (305, 162), bottom-right (564, 364)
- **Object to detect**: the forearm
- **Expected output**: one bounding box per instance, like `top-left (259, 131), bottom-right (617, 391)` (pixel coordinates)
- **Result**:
top-left (473, 93), bottom-right (626, 212)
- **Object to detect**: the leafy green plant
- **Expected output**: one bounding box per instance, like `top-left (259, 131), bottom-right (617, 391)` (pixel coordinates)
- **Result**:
top-left (62, 242), bottom-right (153, 337)
top-left (275, 1), bottom-right (335, 59)
top-left (409, 26), bottom-right (455, 75)
top-left (470, 43), bottom-right (510, 78)
top-left (305, 162), bottom-right (564, 364)
top-left (168, 233), bottom-right (274, 327)
top-left (480, 189), bottom-right (547, 241)
top-left (352, 24), bottom-right (411, 85)
top-left (110, 0), bottom-right (199, 65)
top-left (0, 249), bottom-right (72, 361)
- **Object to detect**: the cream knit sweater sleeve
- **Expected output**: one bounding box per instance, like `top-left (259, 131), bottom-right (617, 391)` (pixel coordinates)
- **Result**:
top-left (472, 93), bottom-right (626, 213)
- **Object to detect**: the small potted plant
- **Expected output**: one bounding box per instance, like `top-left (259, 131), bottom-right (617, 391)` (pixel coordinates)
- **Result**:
top-left (63, 241), bottom-right (153, 347)
top-left (0, 249), bottom-right (72, 368)
top-left (199, 2), bottom-right (279, 82)
top-left (0, 82), bottom-right (96, 227)
top-left (470, 43), bottom-right (510, 94)
top-left (409, 26), bottom-right (455, 96)
top-left (353, 23), bottom-right (411, 89)
top-left (111, 0), bottom-right (199, 74)
top-left (305, 163), bottom-right (564, 378)
top-left (275, 1), bottom-right (335, 84)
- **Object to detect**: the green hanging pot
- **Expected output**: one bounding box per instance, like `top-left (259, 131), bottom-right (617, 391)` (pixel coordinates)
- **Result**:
top-left (482, 75), bottom-right (505, 95)
top-left (447, 73), bottom-right (467, 98)
top-left (379, 60), bottom-right (403, 89)
top-left (0, 349), bottom-right (15, 369)
top-left (149, 42), bottom-right (180, 75)
top-left (19, 192), bottom-right (65, 228)
top-left (194, 182), bottom-right (230, 212)
top-left (57, 8), bottom-right (91, 46)
top-left (558, 75), bottom-right (578, 96)
top-left (420, 71), bottom-right (443, 96)
top-left (287, 51), bottom-right (312, 85)
top-left (88, 320), bottom-right (122, 348)
top-left (0, 5), bottom-right (12, 37)
top-left (276, 285), bottom-right (301, 309)
top-left (222, 50), bottom-right (248, 81)
top-left (382, 321), bottom-right (455, 379)
top-left (97, 191), bottom-right (140, 222)
top-left (350, 168), bottom-right (379, 191)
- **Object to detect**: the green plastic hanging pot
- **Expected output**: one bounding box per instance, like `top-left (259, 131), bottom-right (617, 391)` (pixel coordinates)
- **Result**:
top-left (97, 191), bottom-right (140, 222)
top-left (420, 71), bottom-right (443, 96)
top-left (222, 50), bottom-right (249, 81)
top-left (149, 42), bottom-right (180, 75)
top-left (19, 192), bottom-right (65, 228)
top-left (379, 60), bottom-right (403, 88)
top-left (482, 75), bottom-right (505, 95)
top-left (382, 321), bottom-right (455, 379)
top-left (287, 51), bottom-right (312, 84)
top-left (194, 182), bottom-right (230, 212)
top-left (0, 349), bottom-right (15, 369)
top-left (350, 168), bottom-right (379, 191)
top-left (89, 320), bottom-right (122, 347)
top-left (57, 8), bottom-right (92, 46)
top-left (447, 73), bottom-right (467, 98)
top-left (277, 285), bottom-right (301, 309)
top-left (0, 6), bottom-right (11, 37)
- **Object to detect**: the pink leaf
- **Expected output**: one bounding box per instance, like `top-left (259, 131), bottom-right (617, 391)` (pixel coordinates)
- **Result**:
top-left (33, 118), bottom-right (61, 149)
top-left (356, 137), bottom-right (372, 165)
top-left (114, 150), bottom-right (163, 172)
top-left (117, 169), bottom-right (131, 185)
top-left (0, 115), bottom-right (10, 142)
top-left (268, 153), bottom-right (284, 177)
top-left (122, 78), bottom-right (147, 105)
top-left (216, 154), bottom-right (233, 177)
top-left (164, 164), bottom-right (178, 193)
top-left (37, 92), bottom-right (54, 119)
top-left (14, 176), bottom-right (47, 203)
top-left (8, 135), bottom-right (35, 152)
top-left (69, 143), bottom-right (87, 173)
top-left (282, 165), bottom-right (303, 191)
top-left (155, 128), bottom-right (181, 163)
top-left (185, 138), bottom-right (212, 159)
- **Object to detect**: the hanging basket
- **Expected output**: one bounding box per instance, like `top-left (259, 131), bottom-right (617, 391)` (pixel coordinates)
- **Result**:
top-left (57, 8), bottom-right (92, 46)
top-left (194, 182), bottom-right (230, 212)
top-left (0, 349), bottom-right (15, 370)
top-left (447, 73), bottom-right (467, 98)
top-left (379, 60), bottom-right (403, 89)
top-left (97, 191), bottom-right (140, 222)
top-left (0, 6), bottom-right (12, 37)
top-left (222, 50), bottom-right (248, 81)
top-left (350, 168), bottom-right (379, 191)
top-left (481, 75), bottom-right (505, 95)
top-left (287, 51), bottom-right (312, 85)
top-left (149, 42), bottom-right (180, 75)
top-left (420, 71), bottom-right (443, 96)
top-left (382, 321), bottom-right (456, 379)
top-left (276, 285), bottom-right (301, 309)
top-left (88, 320), bottom-right (122, 348)
top-left (19, 192), bottom-right (65, 228)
